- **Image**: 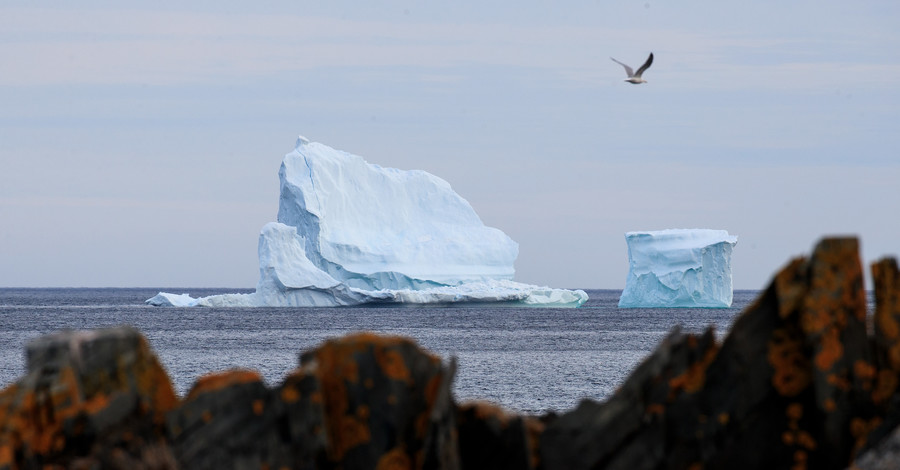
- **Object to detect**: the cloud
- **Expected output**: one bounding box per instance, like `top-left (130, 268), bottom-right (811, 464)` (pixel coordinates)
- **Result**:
top-left (4, 6), bottom-right (898, 92)
top-left (0, 7), bottom-right (588, 85)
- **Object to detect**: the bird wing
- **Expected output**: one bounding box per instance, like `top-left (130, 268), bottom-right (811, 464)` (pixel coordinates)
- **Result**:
top-left (634, 53), bottom-right (654, 77)
top-left (610, 57), bottom-right (634, 77)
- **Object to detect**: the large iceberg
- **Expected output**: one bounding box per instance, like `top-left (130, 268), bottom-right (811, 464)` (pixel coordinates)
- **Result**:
top-left (617, 229), bottom-right (737, 308)
top-left (148, 136), bottom-right (587, 308)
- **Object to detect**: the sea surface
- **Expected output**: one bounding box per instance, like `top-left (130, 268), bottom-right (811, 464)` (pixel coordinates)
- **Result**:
top-left (0, 288), bottom-right (760, 414)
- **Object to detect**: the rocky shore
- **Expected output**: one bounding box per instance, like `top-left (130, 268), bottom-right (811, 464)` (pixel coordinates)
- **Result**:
top-left (2, 237), bottom-right (900, 469)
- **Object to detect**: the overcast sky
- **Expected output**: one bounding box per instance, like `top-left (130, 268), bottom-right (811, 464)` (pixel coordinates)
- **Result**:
top-left (1, 1), bottom-right (898, 290)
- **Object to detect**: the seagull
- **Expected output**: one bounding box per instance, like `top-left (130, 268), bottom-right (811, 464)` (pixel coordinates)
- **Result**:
top-left (611, 52), bottom-right (654, 84)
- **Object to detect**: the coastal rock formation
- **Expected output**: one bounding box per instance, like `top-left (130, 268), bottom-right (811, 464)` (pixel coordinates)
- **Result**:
top-left (3, 237), bottom-right (900, 469)
top-left (0, 327), bottom-right (177, 468)
top-left (1, 330), bottom-right (459, 470)
top-left (545, 237), bottom-right (877, 469)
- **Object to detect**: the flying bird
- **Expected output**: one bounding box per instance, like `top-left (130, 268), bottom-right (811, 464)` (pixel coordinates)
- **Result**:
top-left (611, 52), bottom-right (654, 84)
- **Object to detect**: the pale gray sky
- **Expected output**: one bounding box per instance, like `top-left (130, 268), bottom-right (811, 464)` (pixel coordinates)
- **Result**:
top-left (1, 1), bottom-right (898, 289)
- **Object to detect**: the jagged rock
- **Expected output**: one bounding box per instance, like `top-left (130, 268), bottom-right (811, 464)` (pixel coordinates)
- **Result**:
top-left (541, 237), bottom-right (882, 470)
top-left (298, 332), bottom-right (459, 470)
top-left (167, 369), bottom-right (294, 469)
top-left (456, 401), bottom-right (543, 470)
top-left (277, 363), bottom-right (329, 468)
top-left (871, 257), bottom-right (900, 406)
top-left (0, 326), bottom-right (177, 469)
top-left (4, 238), bottom-right (900, 470)
top-left (540, 326), bottom-right (719, 469)
top-left (853, 257), bottom-right (900, 469)
top-left (165, 333), bottom-right (460, 470)
top-left (854, 423), bottom-right (900, 470)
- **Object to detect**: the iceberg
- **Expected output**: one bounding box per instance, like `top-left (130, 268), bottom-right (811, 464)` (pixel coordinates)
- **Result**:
top-left (618, 229), bottom-right (737, 308)
top-left (148, 136), bottom-right (587, 308)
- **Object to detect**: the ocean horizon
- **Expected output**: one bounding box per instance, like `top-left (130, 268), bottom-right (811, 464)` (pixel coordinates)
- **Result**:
top-left (2, 288), bottom-right (760, 414)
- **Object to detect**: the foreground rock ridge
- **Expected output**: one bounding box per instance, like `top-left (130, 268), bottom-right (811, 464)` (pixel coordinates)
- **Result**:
top-left (3, 236), bottom-right (900, 469)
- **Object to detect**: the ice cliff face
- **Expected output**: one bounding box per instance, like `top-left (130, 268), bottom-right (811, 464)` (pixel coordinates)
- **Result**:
top-left (276, 138), bottom-right (518, 290)
top-left (147, 137), bottom-right (587, 308)
top-left (618, 229), bottom-right (737, 308)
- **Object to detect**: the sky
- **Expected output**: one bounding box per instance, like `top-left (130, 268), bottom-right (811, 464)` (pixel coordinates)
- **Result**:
top-left (1, 1), bottom-right (898, 290)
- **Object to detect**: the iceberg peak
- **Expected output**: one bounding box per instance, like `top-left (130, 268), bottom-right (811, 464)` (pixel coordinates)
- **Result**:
top-left (148, 137), bottom-right (587, 308)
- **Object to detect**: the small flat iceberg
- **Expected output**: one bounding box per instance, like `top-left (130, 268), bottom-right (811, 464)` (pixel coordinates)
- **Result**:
top-left (148, 136), bottom-right (587, 308)
top-left (618, 229), bottom-right (737, 308)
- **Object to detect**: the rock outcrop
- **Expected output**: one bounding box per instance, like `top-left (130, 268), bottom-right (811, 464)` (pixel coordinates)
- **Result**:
top-left (0, 328), bottom-right (178, 469)
top-left (3, 236), bottom-right (900, 469)
top-left (543, 238), bottom-right (880, 469)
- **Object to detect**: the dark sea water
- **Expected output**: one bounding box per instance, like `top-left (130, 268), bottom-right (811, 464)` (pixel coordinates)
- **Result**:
top-left (0, 288), bottom-right (759, 414)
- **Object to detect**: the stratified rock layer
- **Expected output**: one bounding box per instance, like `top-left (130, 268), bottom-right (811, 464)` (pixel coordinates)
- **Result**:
top-left (4, 237), bottom-right (900, 469)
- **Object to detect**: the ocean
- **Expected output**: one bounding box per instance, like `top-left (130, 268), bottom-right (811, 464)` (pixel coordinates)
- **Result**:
top-left (0, 288), bottom-right (758, 414)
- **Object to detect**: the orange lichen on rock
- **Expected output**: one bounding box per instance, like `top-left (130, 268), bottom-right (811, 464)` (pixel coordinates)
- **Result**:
top-left (793, 449), bottom-right (808, 470)
top-left (0, 443), bottom-right (13, 467)
top-left (854, 360), bottom-right (877, 381)
top-left (787, 403), bottom-right (804, 421)
top-left (131, 335), bottom-right (179, 419)
top-left (872, 370), bottom-right (898, 405)
top-left (1, 366), bottom-right (80, 457)
top-left (885, 342), bottom-right (900, 374)
top-left (525, 415), bottom-right (545, 470)
top-left (313, 335), bottom-right (367, 460)
top-left (774, 258), bottom-right (810, 319)
top-left (0, 327), bottom-right (178, 468)
top-left (645, 403), bottom-right (665, 416)
top-left (306, 332), bottom-right (447, 466)
top-left (769, 328), bottom-right (811, 397)
top-left (375, 347), bottom-right (412, 383)
top-left (873, 258), bottom-right (900, 313)
top-left (801, 307), bottom-right (834, 336)
top-left (851, 417), bottom-right (883, 455)
top-left (796, 431), bottom-right (817, 450)
top-left (280, 383), bottom-right (301, 403)
top-left (375, 446), bottom-right (412, 470)
top-left (813, 325), bottom-right (845, 372)
top-left (781, 402), bottom-right (817, 470)
top-left (807, 238), bottom-right (866, 322)
top-left (873, 258), bottom-right (900, 375)
top-left (668, 339), bottom-right (719, 395)
top-left (467, 401), bottom-right (516, 428)
top-left (337, 415), bottom-right (372, 454)
top-left (415, 410), bottom-right (430, 438)
top-left (457, 400), bottom-right (540, 470)
top-left (424, 373), bottom-right (443, 409)
top-left (187, 369), bottom-right (263, 400)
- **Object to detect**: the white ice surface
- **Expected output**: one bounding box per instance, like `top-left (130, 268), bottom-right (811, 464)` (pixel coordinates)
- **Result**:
top-left (148, 136), bottom-right (587, 308)
top-left (276, 139), bottom-right (518, 289)
top-left (618, 229), bottom-right (737, 308)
